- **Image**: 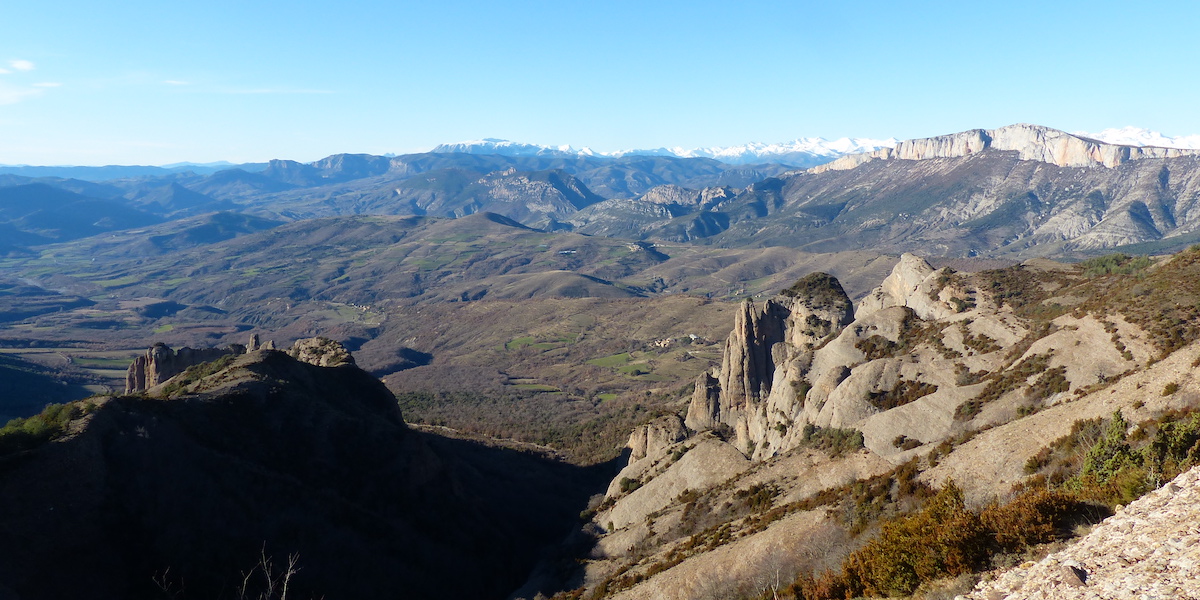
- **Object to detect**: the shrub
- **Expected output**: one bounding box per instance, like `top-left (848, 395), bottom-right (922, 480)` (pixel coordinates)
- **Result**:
top-left (980, 489), bottom-right (1090, 551)
top-left (869, 380), bottom-right (938, 410)
top-left (841, 482), bottom-right (988, 598)
top-left (1079, 253), bottom-right (1151, 277)
top-left (0, 401), bottom-right (89, 455)
top-left (799, 425), bottom-right (864, 457)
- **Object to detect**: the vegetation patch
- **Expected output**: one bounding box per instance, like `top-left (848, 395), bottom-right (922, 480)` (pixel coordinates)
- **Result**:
top-left (1024, 408), bottom-right (1200, 506)
top-left (868, 379), bottom-right (938, 411)
top-left (797, 424), bottom-right (865, 458)
top-left (158, 354), bottom-right (238, 398)
top-left (0, 401), bottom-right (93, 456)
top-left (1079, 252), bottom-right (1152, 277)
top-left (587, 353), bottom-right (632, 368)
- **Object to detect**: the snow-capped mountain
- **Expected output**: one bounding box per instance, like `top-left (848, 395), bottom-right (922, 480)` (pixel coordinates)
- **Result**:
top-left (430, 137), bottom-right (897, 167)
top-left (1074, 127), bottom-right (1200, 149)
top-left (430, 138), bottom-right (597, 158)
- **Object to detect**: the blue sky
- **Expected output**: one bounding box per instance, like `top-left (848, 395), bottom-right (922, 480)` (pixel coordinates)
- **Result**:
top-left (2, 0), bottom-right (1198, 165)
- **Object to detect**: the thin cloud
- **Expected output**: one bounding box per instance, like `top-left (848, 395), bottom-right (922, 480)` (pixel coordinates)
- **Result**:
top-left (0, 68), bottom-right (9, 75)
top-left (163, 80), bottom-right (190, 86)
top-left (0, 84), bottom-right (42, 105)
top-left (32, 82), bottom-right (61, 88)
top-left (219, 87), bottom-right (335, 95)
top-left (9, 59), bottom-right (34, 72)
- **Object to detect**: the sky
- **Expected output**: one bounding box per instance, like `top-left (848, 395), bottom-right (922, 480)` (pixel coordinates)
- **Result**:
top-left (2, 0), bottom-right (1199, 166)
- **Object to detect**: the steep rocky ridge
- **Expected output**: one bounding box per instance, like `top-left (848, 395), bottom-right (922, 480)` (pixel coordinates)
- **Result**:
top-left (564, 125), bottom-right (1200, 257)
top-left (564, 248), bottom-right (1200, 600)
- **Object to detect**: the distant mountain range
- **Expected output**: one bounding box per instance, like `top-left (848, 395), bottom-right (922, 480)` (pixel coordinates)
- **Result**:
top-left (6, 124), bottom-right (1200, 259)
top-left (1075, 126), bottom-right (1200, 149)
top-left (431, 136), bottom-right (898, 168)
top-left (0, 161), bottom-right (269, 182)
top-left (430, 128), bottom-right (1200, 167)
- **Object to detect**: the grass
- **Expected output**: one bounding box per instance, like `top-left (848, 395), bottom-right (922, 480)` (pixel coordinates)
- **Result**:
top-left (511, 383), bottom-right (560, 392)
top-left (587, 353), bottom-right (632, 367)
top-left (91, 275), bottom-right (141, 289)
top-left (153, 324), bottom-right (175, 333)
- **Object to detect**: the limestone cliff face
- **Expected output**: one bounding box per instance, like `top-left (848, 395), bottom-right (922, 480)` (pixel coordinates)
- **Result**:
top-left (810, 123), bottom-right (1200, 173)
top-left (684, 372), bottom-right (720, 432)
top-left (716, 299), bottom-right (787, 422)
top-left (626, 415), bottom-right (688, 461)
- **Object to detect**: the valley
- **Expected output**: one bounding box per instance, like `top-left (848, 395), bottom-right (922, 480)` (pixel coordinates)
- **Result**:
top-left (3, 124), bottom-right (1200, 599)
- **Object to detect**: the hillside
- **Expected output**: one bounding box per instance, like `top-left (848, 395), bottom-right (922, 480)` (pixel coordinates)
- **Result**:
top-left (0, 342), bottom-right (610, 600)
top-left (0, 213), bottom-right (905, 460)
top-left (549, 248), bottom-right (1200, 599)
top-left (7, 125), bottom-right (1200, 259)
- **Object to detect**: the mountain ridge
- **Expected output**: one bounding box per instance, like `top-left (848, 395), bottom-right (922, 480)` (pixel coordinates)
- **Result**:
top-left (432, 136), bottom-right (897, 168)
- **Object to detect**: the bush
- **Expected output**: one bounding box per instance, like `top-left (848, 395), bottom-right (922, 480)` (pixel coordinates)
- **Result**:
top-left (869, 380), bottom-right (938, 410)
top-left (981, 489), bottom-right (1090, 551)
top-left (618, 477), bottom-right (642, 493)
top-left (1079, 253), bottom-right (1151, 277)
top-left (0, 401), bottom-right (89, 455)
top-left (841, 482), bottom-right (988, 597)
top-left (799, 425), bottom-right (864, 457)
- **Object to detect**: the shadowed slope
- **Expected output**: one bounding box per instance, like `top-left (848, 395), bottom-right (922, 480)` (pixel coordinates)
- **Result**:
top-left (0, 350), bottom-right (608, 600)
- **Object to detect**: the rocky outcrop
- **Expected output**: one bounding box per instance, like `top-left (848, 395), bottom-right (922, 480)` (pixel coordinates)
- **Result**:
top-left (688, 273), bottom-right (855, 456)
top-left (124, 342), bottom-right (246, 394)
top-left (627, 415), bottom-right (688, 461)
top-left (288, 336), bottom-right (355, 367)
top-left (124, 335), bottom-right (340, 394)
top-left (716, 299), bottom-right (787, 420)
top-left (684, 372), bottom-right (721, 432)
top-left (855, 253), bottom-right (960, 321)
top-left (2, 345), bottom-right (605, 600)
top-left (811, 123), bottom-right (1200, 173)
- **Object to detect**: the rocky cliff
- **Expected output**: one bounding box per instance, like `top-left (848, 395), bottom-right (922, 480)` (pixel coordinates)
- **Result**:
top-left (576, 251), bottom-right (1200, 600)
top-left (124, 334), bottom-right (286, 394)
top-left (686, 271), bottom-right (856, 458)
top-left (811, 123), bottom-right (1200, 172)
top-left (124, 341), bottom-right (245, 393)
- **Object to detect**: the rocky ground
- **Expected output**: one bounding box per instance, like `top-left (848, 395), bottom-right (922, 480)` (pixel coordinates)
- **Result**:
top-left (962, 465), bottom-right (1200, 600)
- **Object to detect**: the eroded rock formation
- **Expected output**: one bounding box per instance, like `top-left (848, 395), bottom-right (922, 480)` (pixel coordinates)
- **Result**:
top-left (688, 272), bottom-right (855, 456)
top-left (288, 336), bottom-right (355, 367)
top-left (124, 342), bottom-right (246, 394)
top-left (124, 334), bottom-right (340, 394)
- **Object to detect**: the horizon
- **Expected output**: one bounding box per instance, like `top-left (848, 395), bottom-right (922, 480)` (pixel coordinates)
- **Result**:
top-left (3, 1), bottom-right (1200, 165)
top-left (2, 123), bottom-right (1198, 168)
